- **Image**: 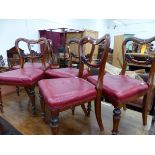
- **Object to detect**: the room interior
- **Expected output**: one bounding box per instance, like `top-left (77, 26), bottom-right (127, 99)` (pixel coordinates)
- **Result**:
top-left (0, 19), bottom-right (155, 135)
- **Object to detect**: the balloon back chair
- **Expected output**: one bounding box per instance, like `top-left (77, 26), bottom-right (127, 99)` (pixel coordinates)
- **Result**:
top-left (38, 34), bottom-right (110, 134)
top-left (11, 38), bottom-right (51, 71)
top-left (0, 37), bottom-right (48, 114)
top-left (88, 36), bottom-right (155, 134)
top-left (45, 38), bottom-right (89, 79)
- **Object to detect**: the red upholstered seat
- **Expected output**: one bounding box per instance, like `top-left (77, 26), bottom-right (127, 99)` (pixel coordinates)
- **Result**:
top-left (87, 74), bottom-right (148, 103)
top-left (0, 68), bottom-right (44, 86)
top-left (38, 77), bottom-right (96, 109)
top-left (45, 68), bottom-right (89, 79)
top-left (12, 62), bottom-right (50, 70)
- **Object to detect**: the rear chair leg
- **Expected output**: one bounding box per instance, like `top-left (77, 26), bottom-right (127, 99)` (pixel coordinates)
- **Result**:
top-left (87, 102), bottom-right (91, 117)
top-left (95, 98), bottom-right (104, 131)
top-left (71, 107), bottom-right (75, 115)
top-left (25, 86), bottom-right (36, 115)
top-left (142, 110), bottom-right (147, 126)
top-left (16, 86), bottom-right (20, 96)
top-left (0, 88), bottom-right (4, 113)
top-left (81, 104), bottom-right (88, 116)
top-left (39, 90), bottom-right (45, 120)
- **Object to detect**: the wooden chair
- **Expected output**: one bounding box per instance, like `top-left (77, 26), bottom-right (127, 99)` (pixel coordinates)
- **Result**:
top-left (38, 34), bottom-right (110, 134)
top-left (0, 37), bottom-right (48, 114)
top-left (11, 38), bottom-right (51, 71)
top-left (45, 38), bottom-right (89, 79)
top-left (87, 36), bottom-right (155, 134)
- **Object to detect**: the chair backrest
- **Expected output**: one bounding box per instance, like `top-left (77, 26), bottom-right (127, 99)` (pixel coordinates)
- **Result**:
top-left (79, 34), bottom-right (110, 91)
top-left (121, 36), bottom-right (155, 86)
top-left (47, 39), bottom-right (53, 64)
top-left (15, 37), bottom-right (48, 69)
top-left (66, 38), bottom-right (80, 68)
top-left (121, 36), bottom-right (155, 110)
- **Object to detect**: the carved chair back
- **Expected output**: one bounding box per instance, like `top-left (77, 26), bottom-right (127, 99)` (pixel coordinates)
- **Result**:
top-left (15, 37), bottom-right (48, 69)
top-left (121, 36), bottom-right (155, 111)
top-left (66, 38), bottom-right (80, 68)
top-left (79, 34), bottom-right (110, 94)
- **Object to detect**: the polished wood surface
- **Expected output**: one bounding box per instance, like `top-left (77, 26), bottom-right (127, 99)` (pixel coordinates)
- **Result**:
top-left (0, 89), bottom-right (152, 135)
top-left (15, 37), bottom-right (48, 69)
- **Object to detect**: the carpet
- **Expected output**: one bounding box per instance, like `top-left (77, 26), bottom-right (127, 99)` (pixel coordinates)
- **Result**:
top-left (0, 116), bottom-right (22, 135)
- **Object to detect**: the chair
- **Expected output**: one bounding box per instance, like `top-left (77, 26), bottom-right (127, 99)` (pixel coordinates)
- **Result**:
top-left (45, 38), bottom-right (89, 79)
top-left (38, 34), bottom-right (110, 134)
top-left (87, 36), bottom-right (155, 134)
top-left (11, 38), bottom-right (51, 71)
top-left (0, 37), bottom-right (48, 114)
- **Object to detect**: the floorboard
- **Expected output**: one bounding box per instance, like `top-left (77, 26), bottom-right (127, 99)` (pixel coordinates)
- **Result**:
top-left (0, 89), bottom-right (152, 135)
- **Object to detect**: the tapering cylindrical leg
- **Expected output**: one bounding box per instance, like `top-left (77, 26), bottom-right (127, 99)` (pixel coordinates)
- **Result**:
top-left (39, 90), bottom-right (45, 120)
top-left (0, 88), bottom-right (3, 113)
top-left (50, 111), bottom-right (59, 135)
top-left (25, 86), bottom-right (36, 115)
top-left (142, 110), bottom-right (147, 126)
top-left (95, 99), bottom-right (104, 131)
top-left (112, 107), bottom-right (121, 135)
top-left (142, 95), bottom-right (148, 126)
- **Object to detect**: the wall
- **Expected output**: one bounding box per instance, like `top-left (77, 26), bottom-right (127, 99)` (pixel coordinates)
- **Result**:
top-left (106, 20), bottom-right (155, 48)
top-left (0, 19), bottom-right (108, 63)
top-left (1, 19), bottom-right (155, 63)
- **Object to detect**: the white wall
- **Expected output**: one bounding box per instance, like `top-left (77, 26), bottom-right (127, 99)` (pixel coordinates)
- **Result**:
top-left (0, 19), bottom-right (108, 62)
top-left (107, 20), bottom-right (155, 48)
top-left (1, 19), bottom-right (155, 62)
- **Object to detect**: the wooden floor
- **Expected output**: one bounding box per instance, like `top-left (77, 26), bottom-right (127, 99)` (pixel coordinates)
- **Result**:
top-left (0, 88), bottom-right (153, 135)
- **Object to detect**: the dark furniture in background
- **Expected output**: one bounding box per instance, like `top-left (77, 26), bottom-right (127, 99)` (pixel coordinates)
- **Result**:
top-left (39, 28), bottom-right (73, 67)
top-left (39, 28), bottom-right (99, 68)
top-left (7, 46), bottom-right (24, 68)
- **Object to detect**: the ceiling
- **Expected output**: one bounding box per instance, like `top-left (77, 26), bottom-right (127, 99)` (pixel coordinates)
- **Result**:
top-left (107, 19), bottom-right (155, 26)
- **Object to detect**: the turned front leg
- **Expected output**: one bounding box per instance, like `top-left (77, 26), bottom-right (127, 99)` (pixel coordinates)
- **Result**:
top-left (50, 111), bottom-right (59, 135)
top-left (112, 107), bottom-right (121, 135)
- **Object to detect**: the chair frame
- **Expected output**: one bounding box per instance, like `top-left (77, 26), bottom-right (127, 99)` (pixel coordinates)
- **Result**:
top-left (39, 34), bottom-right (110, 134)
top-left (0, 37), bottom-right (48, 114)
top-left (108, 36), bottom-right (155, 134)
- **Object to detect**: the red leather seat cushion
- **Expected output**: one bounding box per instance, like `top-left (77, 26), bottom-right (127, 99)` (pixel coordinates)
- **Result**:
top-left (38, 77), bottom-right (96, 109)
top-left (87, 74), bottom-right (148, 103)
top-left (12, 62), bottom-right (50, 70)
top-left (45, 68), bottom-right (89, 79)
top-left (0, 68), bottom-right (44, 86)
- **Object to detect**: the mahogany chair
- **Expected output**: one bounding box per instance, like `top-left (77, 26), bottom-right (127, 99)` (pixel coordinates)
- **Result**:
top-left (87, 36), bottom-right (155, 134)
top-left (45, 38), bottom-right (89, 79)
top-left (0, 37), bottom-right (48, 114)
top-left (38, 34), bottom-right (110, 134)
top-left (11, 38), bottom-right (51, 71)
top-left (45, 38), bottom-right (90, 116)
